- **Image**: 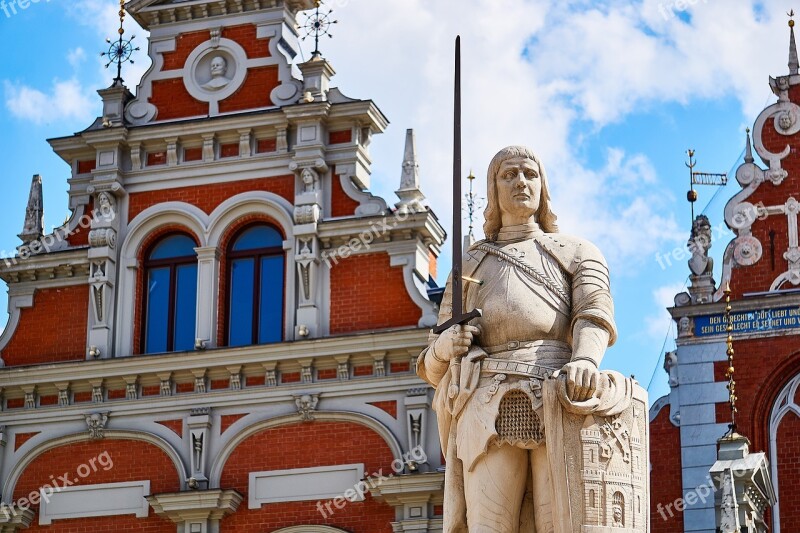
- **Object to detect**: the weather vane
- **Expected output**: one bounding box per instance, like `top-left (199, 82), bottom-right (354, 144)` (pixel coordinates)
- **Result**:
top-left (723, 283), bottom-right (738, 436)
top-left (685, 149), bottom-right (727, 222)
top-left (790, 9), bottom-right (796, 26)
top-left (300, 0), bottom-right (338, 57)
top-left (101, 0), bottom-right (139, 83)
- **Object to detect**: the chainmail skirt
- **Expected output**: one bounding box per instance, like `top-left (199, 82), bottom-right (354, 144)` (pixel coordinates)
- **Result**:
top-left (494, 390), bottom-right (545, 447)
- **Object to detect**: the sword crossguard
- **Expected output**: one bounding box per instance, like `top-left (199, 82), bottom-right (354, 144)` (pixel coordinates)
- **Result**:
top-left (431, 308), bottom-right (483, 335)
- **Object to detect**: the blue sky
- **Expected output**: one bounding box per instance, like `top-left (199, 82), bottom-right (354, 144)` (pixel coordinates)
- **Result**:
top-left (0, 0), bottom-right (793, 400)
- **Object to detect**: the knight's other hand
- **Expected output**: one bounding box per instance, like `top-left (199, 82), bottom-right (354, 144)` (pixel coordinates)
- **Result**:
top-left (562, 360), bottom-right (600, 403)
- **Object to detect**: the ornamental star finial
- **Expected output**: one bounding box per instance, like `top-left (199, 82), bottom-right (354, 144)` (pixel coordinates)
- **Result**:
top-left (100, 0), bottom-right (139, 84)
top-left (300, 0), bottom-right (338, 58)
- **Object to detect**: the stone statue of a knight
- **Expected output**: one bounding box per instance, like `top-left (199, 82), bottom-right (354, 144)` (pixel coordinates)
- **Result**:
top-left (418, 146), bottom-right (649, 532)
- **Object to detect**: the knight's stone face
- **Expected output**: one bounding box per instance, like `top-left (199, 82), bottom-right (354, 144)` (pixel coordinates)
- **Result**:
top-left (496, 157), bottom-right (541, 219)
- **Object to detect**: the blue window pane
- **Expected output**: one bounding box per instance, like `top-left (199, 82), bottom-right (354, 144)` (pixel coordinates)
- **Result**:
top-left (259, 256), bottom-right (284, 344)
top-left (173, 264), bottom-right (198, 352)
top-left (228, 258), bottom-right (255, 347)
top-left (145, 267), bottom-right (170, 354)
top-left (150, 234), bottom-right (197, 260)
top-left (232, 226), bottom-right (283, 252)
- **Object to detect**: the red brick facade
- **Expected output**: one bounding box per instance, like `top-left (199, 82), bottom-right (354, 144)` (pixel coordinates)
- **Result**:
top-left (127, 175), bottom-right (295, 222)
top-left (14, 439), bottom-right (180, 531)
top-left (329, 253), bottom-right (421, 334)
top-left (649, 406), bottom-right (683, 532)
top-left (219, 421), bottom-right (395, 532)
top-left (1, 286), bottom-right (88, 367)
top-left (331, 173), bottom-right (360, 217)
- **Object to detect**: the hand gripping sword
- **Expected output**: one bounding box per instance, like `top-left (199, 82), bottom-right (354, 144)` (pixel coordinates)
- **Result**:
top-left (432, 36), bottom-right (483, 336)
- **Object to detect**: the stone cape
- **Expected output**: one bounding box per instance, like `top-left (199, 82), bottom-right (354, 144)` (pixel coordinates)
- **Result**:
top-left (418, 234), bottom-right (648, 532)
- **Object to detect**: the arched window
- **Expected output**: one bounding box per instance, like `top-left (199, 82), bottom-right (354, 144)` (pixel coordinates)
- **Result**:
top-left (227, 224), bottom-right (284, 347)
top-left (143, 234), bottom-right (198, 354)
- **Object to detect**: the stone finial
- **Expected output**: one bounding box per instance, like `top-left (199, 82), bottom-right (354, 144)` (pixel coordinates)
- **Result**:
top-left (18, 175), bottom-right (43, 244)
top-left (744, 128), bottom-right (754, 164)
top-left (790, 14), bottom-right (799, 75)
top-left (394, 129), bottom-right (426, 214)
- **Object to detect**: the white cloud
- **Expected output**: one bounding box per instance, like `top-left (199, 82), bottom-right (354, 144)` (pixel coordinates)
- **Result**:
top-left (644, 281), bottom-right (687, 340)
top-left (4, 78), bottom-right (94, 125)
top-left (67, 48), bottom-right (86, 69)
top-left (314, 0), bottom-right (792, 274)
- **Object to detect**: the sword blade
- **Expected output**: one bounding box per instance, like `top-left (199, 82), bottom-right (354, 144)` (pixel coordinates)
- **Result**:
top-left (452, 35), bottom-right (463, 319)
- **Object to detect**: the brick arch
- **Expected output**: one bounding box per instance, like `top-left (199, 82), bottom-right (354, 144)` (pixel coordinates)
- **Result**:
top-left (9, 436), bottom-right (182, 532)
top-left (215, 214), bottom-right (287, 346)
top-left (217, 419), bottom-right (396, 533)
top-left (133, 224), bottom-right (202, 355)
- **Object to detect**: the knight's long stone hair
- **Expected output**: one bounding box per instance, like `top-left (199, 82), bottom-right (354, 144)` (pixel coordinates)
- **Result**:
top-left (483, 146), bottom-right (559, 241)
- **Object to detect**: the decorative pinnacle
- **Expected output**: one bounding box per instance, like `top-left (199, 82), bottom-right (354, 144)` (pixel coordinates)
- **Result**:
top-left (744, 128), bottom-right (754, 164)
top-left (100, 0), bottom-right (139, 83)
top-left (723, 282), bottom-right (738, 437)
top-left (300, 0), bottom-right (338, 58)
top-left (790, 10), bottom-right (799, 75)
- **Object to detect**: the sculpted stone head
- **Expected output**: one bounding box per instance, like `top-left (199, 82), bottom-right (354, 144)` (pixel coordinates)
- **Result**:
top-left (484, 145), bottom-right (558, 240)
top-left (210, 56), bottom-right (228, 79)
top-left (780, 111), bottom-right (794, 131)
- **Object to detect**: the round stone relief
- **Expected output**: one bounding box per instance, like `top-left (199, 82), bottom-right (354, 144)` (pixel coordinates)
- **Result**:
top-left (773, 104), bottom-right (800, 136)
top-left (183, 39), bottom-right (249, 102)
top-left (733, 235), bottom-right (762, 266)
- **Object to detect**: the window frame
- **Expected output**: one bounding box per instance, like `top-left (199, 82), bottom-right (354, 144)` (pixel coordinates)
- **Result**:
top-left (224, 223), bottom-right (286, 347)
top-left (142, 233), bottom-right (198, 354)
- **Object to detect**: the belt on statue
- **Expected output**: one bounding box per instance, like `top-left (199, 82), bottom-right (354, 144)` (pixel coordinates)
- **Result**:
top-left (482, 339), bottom-right (571, 356)
top-left (480, 358), bottom-right (559, 380)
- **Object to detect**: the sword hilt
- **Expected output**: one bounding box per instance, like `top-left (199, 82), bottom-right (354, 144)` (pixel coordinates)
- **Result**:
top-left (432, 308), bottom-right (482, 335)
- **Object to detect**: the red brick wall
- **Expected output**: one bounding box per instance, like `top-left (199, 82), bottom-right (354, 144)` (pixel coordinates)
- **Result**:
top-left (161, 30), bottom-right (209, 71)
top-left (220, 414), bottom-right (248, 435)
top-left (331, 173), bottom-right (360, 217)
top-left (776, 412), bottom-right (800, 530)
top-left (219, 421), bottom-right (395, 532)
top-left (128, 175), bottom-right (295, 222)
top-left (66, 200), bottom-right (93, 247)
top-left (717, 337), bottom-right (800, 451)
top-left (155, 419), bottom-right (183, 437)
top-left (368, 401), bottom-right (398, 419)
top-left (218, 66), bottom-right (279, 113)
top-left (329, 253), bottom-right (420, 334)
top-left (329, 129), bottom-right (352, 145)
top-left (150, 78), bottom-right (208, 121)
top-left (2, 286), bottom-right (87, 367)
top-left (649, 404), bottom-right (683, 532)
top-left (222, 24), bottom-right (270, 58)
top-left (14, 439), bottom-right (179, 531)
top-left (14, 432), bottom-right (39, 451)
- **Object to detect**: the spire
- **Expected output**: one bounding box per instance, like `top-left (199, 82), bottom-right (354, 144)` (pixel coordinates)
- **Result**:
top-left (744, 128), bottom-right (754, 164)
top-left (395, 129), bottom-right (426, 214)
top-left (19, 174), bottom-right (43, 244)
top-left (790, 10), bottom-right (799, 75)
